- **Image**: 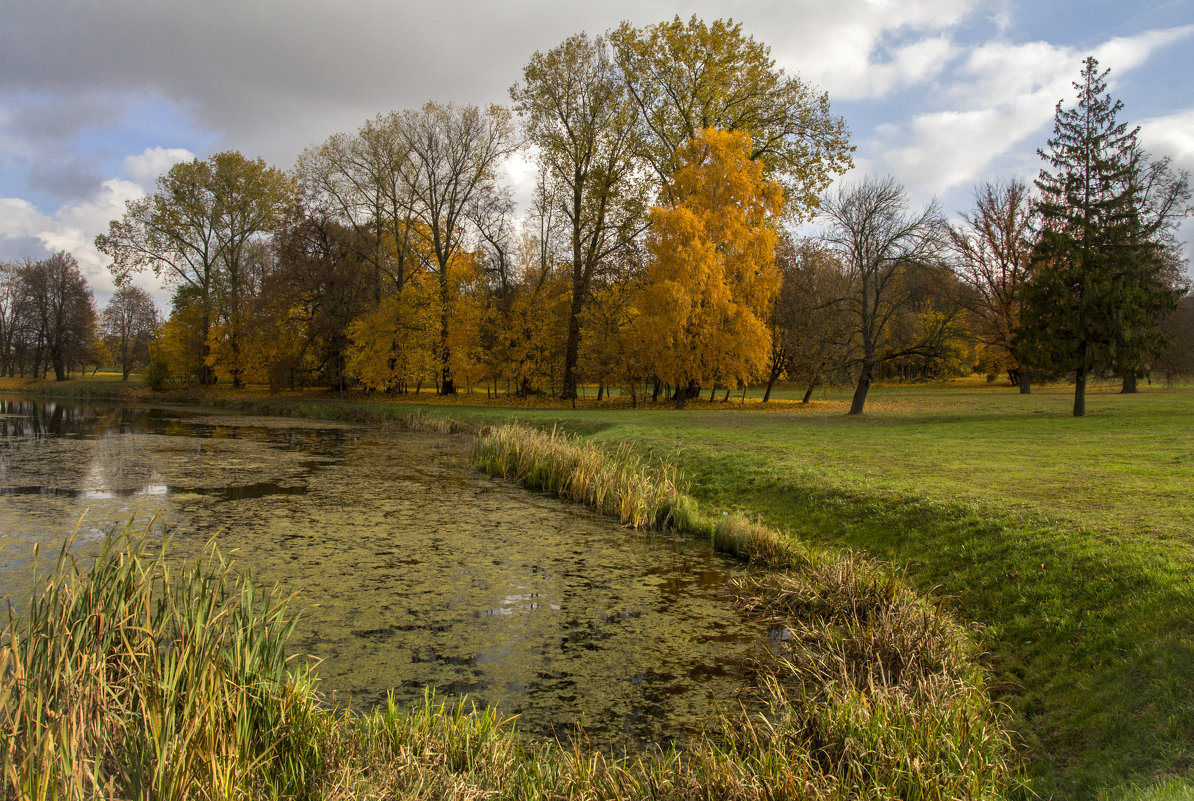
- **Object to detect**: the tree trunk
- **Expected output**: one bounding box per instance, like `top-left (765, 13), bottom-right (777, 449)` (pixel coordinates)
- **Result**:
top-left (596, 382), bottom-right (604, 401)
top-left (1121, 372), bottom-right (1138, 394)
top-left (849, 363), bottom-right (872, 415)
top-left (723, 387), bottom-right (731, 402)
top-left (1073, 367), bottom-right (1087, 417)
top-left (674, 376), bottom-right (686, 410)
top-left (802, 374), bottom-right (820, 404)
top-left (1018, 368), bottom-right (1032, 395)
top-left (652, 378), bottom-right (662, 403)
top-left (560, 275), bottom-right (587, 400)
top-left (52, 347), bottom-right (66, 382)
top-left (709, 384), bottom-right (717, 403)
top-left (762, 373), bottom-right (777, 402)
top-left (439, 271), bottom-right (455, 395)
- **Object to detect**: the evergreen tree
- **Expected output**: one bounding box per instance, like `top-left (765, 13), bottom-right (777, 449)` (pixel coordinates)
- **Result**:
top-left (1020, 57), bottom-right (1189, 416)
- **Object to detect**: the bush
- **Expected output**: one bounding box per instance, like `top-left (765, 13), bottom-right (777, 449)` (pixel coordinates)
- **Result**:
top-left (142, 359), bottom-right (171, 391)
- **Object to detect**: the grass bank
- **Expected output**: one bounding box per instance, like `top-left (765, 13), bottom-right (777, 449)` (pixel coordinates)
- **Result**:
top-left (452, 382), bottom-right (1194, 800)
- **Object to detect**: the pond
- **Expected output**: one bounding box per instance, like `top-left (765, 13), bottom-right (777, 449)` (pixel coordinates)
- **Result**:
top-left (0, 397), bottom-right (771, 749)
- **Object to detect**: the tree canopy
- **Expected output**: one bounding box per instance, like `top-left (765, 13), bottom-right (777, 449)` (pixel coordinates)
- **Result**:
top-left (610, 15), bottom-right (853, 218)
top-left (1020, 57), bottom-right (1190, 415)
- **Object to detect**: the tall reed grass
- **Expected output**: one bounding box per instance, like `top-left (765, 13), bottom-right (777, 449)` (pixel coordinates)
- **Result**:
top-left (0, 524), bottom-right (322, 800)
top-left (472, 423), bottom-right (694, 529)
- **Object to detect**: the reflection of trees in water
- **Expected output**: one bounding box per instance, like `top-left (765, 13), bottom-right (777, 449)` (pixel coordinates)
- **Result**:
top-left (0, 399), bottom-right (148, 441)
top-left (0, 399), bottom-right (76, 439)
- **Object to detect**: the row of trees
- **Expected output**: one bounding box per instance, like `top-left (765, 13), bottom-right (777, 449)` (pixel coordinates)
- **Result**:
top-left (0, 253), bottom-right (159, 382)
top-left (69, 23), bottom-right (1189, 416)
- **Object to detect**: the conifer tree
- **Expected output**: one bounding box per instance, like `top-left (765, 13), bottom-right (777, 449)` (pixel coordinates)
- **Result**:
top-left (1020, 57), bottom-right (1189, 416)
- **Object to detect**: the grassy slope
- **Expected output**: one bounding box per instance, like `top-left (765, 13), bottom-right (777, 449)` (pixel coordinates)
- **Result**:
top-left (9, 375), bottom-right (1194, 798)
top-left (389, 380), bottom-right (1194, 799)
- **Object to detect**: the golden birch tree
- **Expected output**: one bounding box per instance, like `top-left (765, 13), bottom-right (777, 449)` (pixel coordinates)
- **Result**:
top-left (639, 128), bottom-right (783, 408)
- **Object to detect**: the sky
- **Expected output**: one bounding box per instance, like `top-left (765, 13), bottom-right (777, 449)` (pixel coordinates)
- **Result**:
top-left (1, 0), bottom-right (1191, 309)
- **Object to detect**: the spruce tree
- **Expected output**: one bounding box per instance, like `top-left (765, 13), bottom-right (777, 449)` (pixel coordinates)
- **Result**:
top-left (1020, 57), bottom-right (1189, 416)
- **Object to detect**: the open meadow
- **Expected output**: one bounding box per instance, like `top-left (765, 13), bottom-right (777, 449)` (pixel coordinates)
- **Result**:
top-left (4, 375), bottom-right (1193, 799)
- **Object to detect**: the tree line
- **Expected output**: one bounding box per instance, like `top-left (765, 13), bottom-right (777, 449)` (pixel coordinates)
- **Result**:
top-left (11, 18), bottom-right (1191, 418)
top-left (0, 253), bottom-right (158, 382)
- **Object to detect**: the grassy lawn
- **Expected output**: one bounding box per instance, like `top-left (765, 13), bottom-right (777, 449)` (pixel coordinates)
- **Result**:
top-left (9, 374), bottom-right (1194, 799)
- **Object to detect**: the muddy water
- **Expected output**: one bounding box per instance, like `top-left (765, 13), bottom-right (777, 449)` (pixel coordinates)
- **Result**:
top-left (0, 397), bottom-right (769, 748)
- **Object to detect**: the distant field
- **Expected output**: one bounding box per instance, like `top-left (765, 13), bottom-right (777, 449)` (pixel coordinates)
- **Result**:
top-left (10, 374), bottom-right (1194, 798)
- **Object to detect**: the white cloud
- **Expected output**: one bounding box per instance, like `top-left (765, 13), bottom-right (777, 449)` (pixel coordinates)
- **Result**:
top-left (1140, 109), bottom-right (1194, 173)
top-left (0, 175), bottom-right (160, 305)
top-left (769, 0), bottom-right (982, 99)
top-left (1092, 25), bottom-right (1194, 74)
top-left (124, 147), bottom-right (195, 192)
top-left (866, 25), bottom-right (1194, 193)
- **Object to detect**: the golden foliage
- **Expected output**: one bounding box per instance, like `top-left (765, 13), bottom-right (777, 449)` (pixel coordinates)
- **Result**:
top-left (153, 304), bottom-right (206, 381)
top-left (639, 128), bottom-right (783, 392)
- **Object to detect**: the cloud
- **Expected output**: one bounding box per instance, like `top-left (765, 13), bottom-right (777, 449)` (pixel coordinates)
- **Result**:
top-left (1139, 109), bottom-right (1194, 172)
top-left (26, 156), bottom-right (104, 199)
top-left (0, 177), bottom-right (145, 302)
top-left (124, 146), bottom-right (195, 192)
top-left (763, 0), bottom-right (984, 99)
top-left (865, 25), bottom-right (1194, 193)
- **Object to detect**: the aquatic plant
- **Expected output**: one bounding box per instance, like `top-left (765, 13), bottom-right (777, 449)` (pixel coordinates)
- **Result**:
top-left (472, 423), bottom-right (694, 529)
top-left (0, 523), bottom-right (317, 800)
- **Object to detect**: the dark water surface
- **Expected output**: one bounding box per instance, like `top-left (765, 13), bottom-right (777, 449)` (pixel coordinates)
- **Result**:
top-left (0, 397), bottom-right (769, 748)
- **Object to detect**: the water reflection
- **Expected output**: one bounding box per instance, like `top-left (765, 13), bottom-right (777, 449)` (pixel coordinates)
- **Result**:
top-left (0, 396), bottom-right (768, 749)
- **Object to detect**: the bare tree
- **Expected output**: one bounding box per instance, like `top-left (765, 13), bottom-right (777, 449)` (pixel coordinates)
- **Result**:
top-left (19, 252), bottom-right (98, 381)
top-left (0, 261), bottom-right (32, 377)
top-left (950, 180), bottom-right (1037, 392)
top-left (820, 176), bottom-right (950, 414)
top-left (511, 32), bottom-right (648, 399)
top-left (765, 235), bottom-right (852, 403)
top-left (397, 102), bottom-right (517, 395)
top-left (295, 114), bottom-right (418, 301)
top-left (102, 284), bottom-right (159, 380)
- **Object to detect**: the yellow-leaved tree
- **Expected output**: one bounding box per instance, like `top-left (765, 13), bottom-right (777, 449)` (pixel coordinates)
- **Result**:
top-left (639, 128), bottom-right (783, 408)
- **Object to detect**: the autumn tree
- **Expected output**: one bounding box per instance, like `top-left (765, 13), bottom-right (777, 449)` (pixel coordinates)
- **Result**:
top-left (950, 180), bottom-right (1037, 392)
top-left (295, 114), bottom-right (418, 301)
top-left (765, 236), bottom-right (852, 403)
top-left (478, 181), bottom-right (571, 397)
top-left (1020, 58), bottom-right (1190, 415)
top-left (396, 102), bottom-right (517, 395)
top-left (97, 151), bottom-right (294, 385)
top-left (610, 15), bottom-right (852, 217)
top-left (639, 128), bottom-right (783, 409)
top-left (18, 252), bottom-right (98, 381)
top-left (101, 284), bottom-right (158, 380)
top-left (820, 176), bottom-right (950, 414)
top-left (270, 207), bottom-right (375, 392)
top-left (580, 243), bottom-right (648, 403)
top-left (511, 32), bottom-right (648, 399)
